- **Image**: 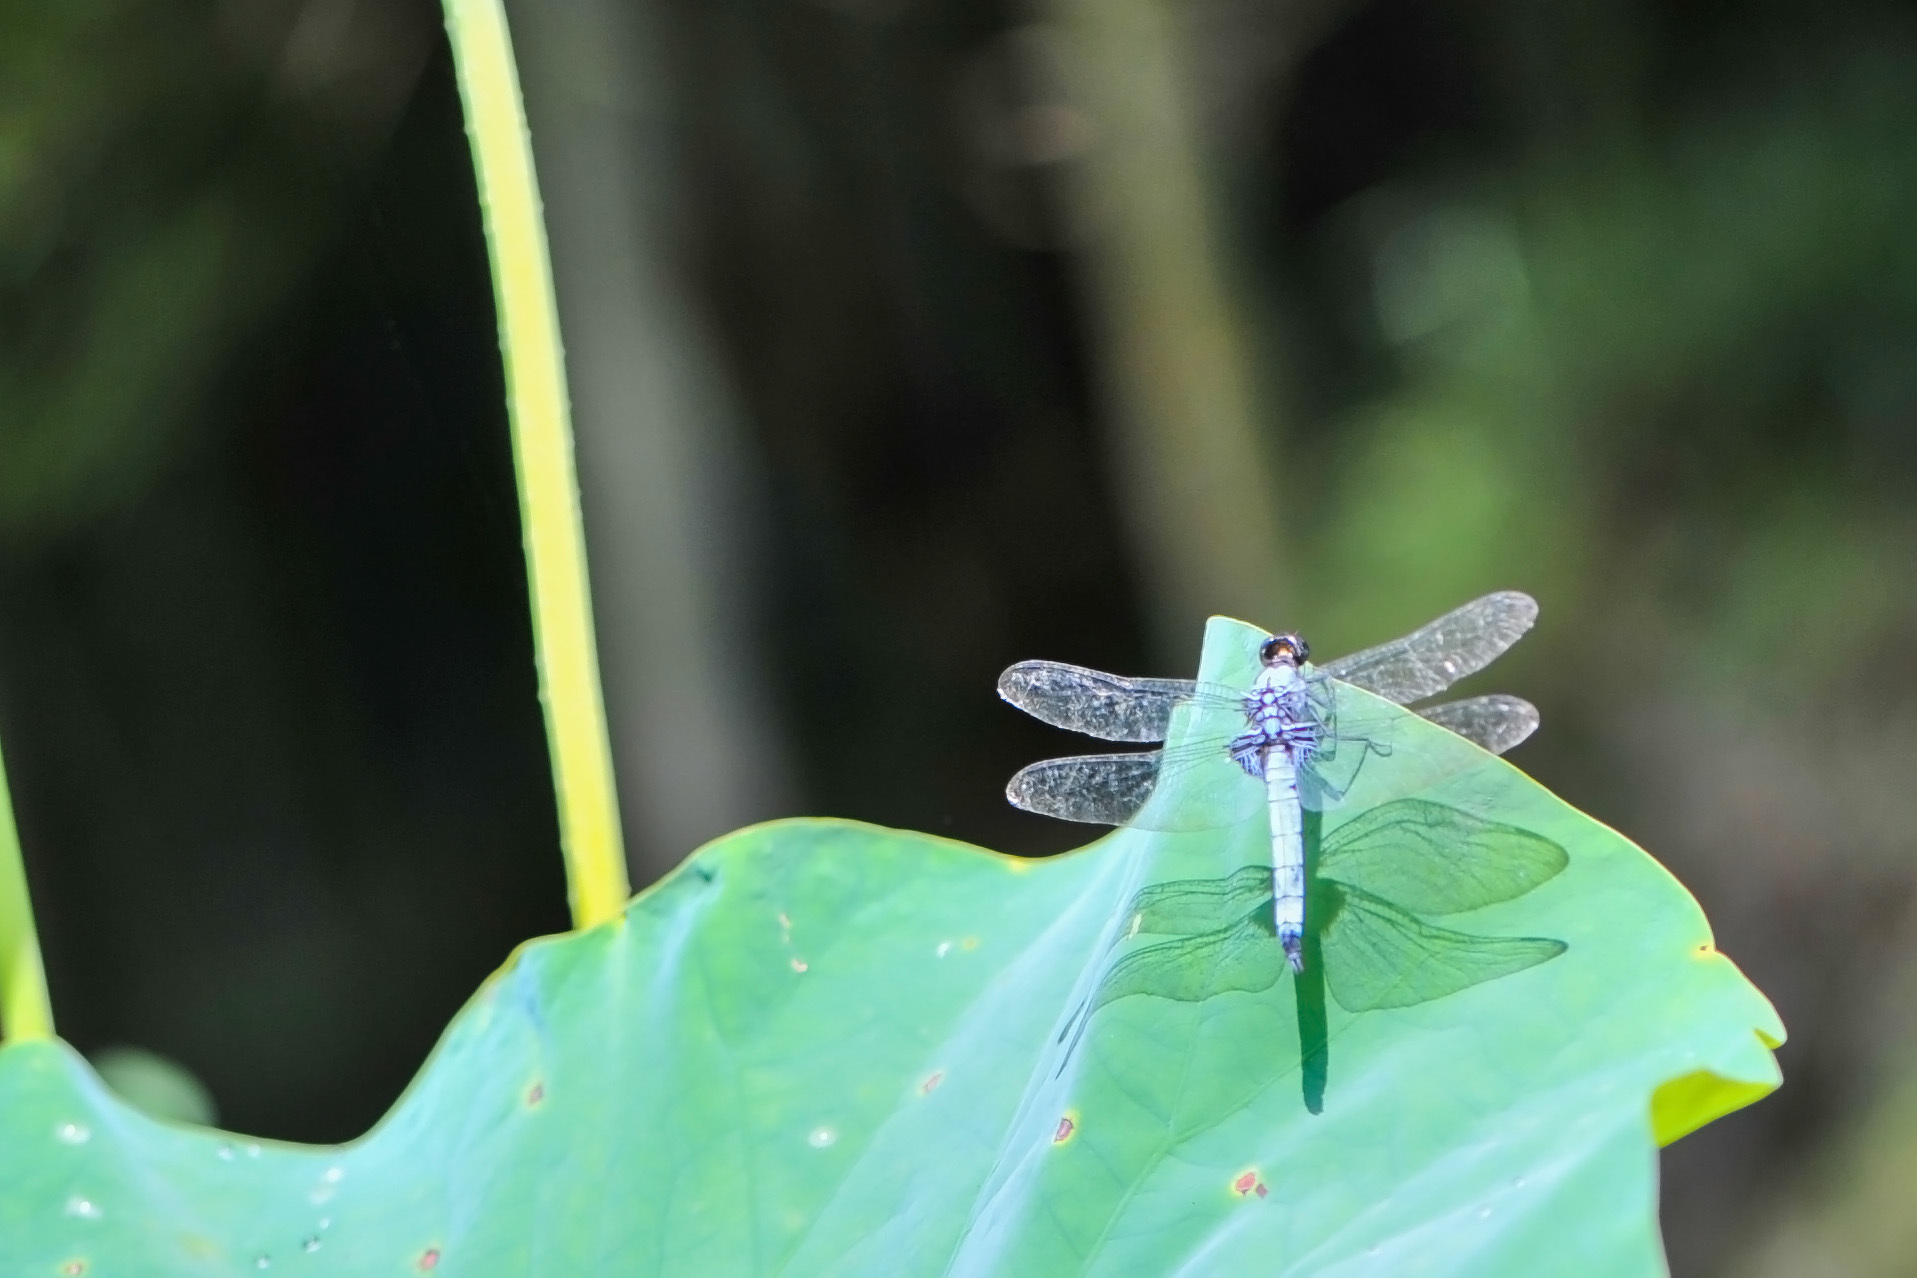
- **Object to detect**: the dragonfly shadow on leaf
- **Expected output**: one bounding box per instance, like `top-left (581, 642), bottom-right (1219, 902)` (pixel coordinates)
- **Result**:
top-left (1056, 799), bottom-right (1569, 1111)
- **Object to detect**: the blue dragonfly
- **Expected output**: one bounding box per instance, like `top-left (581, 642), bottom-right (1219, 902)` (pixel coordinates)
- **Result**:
top-left (999, 594), bottom-right (1569, 1096)
top-left (999, 591), bottom-right (1546, 972)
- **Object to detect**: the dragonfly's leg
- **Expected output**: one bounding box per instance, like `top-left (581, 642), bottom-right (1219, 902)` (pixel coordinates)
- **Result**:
top-left (1229, 733), bottom-right (1266, 779)
top-left (1280, 722), bottom-right (1319, 759)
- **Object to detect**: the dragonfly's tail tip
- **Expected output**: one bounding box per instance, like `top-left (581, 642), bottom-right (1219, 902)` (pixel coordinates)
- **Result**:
top-left (1281, 932), bottom-right (1304, 973)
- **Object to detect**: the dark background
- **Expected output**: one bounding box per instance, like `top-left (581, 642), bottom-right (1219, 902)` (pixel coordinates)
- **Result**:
top-left (4, 1), bottom-right (1915, 1272)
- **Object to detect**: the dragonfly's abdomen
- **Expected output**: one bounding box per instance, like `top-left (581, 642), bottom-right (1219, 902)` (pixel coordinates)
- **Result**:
top-left (1242, 665), bottom-right (1313, 972)
top-left (1266, 758), bottom-right (1307, 972)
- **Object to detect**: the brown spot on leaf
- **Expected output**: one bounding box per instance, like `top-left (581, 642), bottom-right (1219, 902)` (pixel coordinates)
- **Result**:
top-left (419, 1248), bottom-right (441, 1270)
top-left (920, 1071), bottom-right (944, 1095)
top-left (526, 1082), bottom-right (544, 1106)
top-left (1053, 1115), bottom-right (1075, 1144)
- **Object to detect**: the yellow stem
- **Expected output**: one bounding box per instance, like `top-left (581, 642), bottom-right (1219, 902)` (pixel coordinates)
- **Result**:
top-left (0, 732), bottom-right (53, 1042)
top-left (443, 0), bottom-right (630, 927)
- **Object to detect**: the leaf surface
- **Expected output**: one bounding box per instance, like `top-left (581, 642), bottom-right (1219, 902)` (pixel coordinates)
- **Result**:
top-left (0, 617), bottom-right (1782, 1275)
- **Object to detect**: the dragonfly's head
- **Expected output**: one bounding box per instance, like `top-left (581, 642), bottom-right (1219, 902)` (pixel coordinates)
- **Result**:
top-left (1259, 632), bottom-right (1310, 668)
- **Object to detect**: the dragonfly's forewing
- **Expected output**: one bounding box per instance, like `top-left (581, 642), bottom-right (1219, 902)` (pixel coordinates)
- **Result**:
top-left (1319, 883), bottom-right (1565, 1013)
top-left (997, 661), bottom-right (1202, 743)
top-left (1414, 694), bottom-right (1539, 755)
top-left (1318, 591), bottom-right (1538, 704)
top-left (1317, 799), bottom-right (1568, 916)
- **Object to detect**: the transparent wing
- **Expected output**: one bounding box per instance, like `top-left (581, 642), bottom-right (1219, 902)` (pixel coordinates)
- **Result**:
top-left (997, 660), bottom-right (1205, 743)
top-left (1415, 694), bottom-right (1539, 755)
top-left (1006, 680), bottom-right (1274, 830)
top-left (1318, 591), bottom-right (1539, 704)
top-left (1318, 798), bottom-right (1568, 916)
top-left (1007, 664), bottom-right (1534, 829)
top-left (1294, 676), bottom-right (1484, 811)
top-left (1006, 752), bottom-right (1160, 825)
top-left (1005, 745), bottom-right (1263, 831)
top-left (1320, 883), bottom-right (1566, 1013)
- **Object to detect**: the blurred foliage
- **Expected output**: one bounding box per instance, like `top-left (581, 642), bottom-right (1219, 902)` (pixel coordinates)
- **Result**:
top-left (1265, 15), bottom-right (1917, 1274)
top-left (0, 0), bottom-right (572, 1145)
top-left (0, 0), bottom-right (431, 544)
top-left (0, 0), bottom-right (1912, 1274)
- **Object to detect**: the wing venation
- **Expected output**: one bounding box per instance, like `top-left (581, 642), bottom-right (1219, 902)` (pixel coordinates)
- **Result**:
top-left (997, 661), bottom-right (1199, 742)
top-left (1005, 753), bottom-right (1161, 825)
top-left (1415, 694), bottom-right (1540, 755)
top-left (1319, 591), bottom-right (1538, 704)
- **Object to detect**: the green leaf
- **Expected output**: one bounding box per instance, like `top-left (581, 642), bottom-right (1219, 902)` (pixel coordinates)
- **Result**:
top-left (1317, 883), bottom-right (1568, 1013)
top-left (1091, 798), bottom-right (1572, 1018)
top-left (0, 617), bottom-right (1781, 1274)
top-left (1093, 905), bottom-right (1289, 1011)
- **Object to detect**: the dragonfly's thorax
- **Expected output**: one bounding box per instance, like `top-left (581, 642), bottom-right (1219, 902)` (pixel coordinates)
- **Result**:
top-left (1228, 663), bottom-right (1319, 779)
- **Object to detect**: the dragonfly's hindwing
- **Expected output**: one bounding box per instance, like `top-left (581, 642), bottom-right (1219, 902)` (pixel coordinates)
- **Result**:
top-left (1007, 741), bottom-right (1267, 832)
top-left (1005, 752), bottom-right (1161, 825)
top-left (1414, 694), bottom-right (1540, 755)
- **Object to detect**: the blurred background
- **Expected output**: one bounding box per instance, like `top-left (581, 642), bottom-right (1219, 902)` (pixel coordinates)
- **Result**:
top-left (2, 0), bottom-right (1914, 1272)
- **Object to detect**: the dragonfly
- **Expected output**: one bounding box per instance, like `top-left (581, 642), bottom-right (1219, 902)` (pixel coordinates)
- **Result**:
top-left (998, 591), bottom-right (1542, 975)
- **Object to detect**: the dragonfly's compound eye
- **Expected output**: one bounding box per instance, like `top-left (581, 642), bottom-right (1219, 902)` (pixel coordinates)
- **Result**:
top-left (1259, 632), bottom-right (1310, 666)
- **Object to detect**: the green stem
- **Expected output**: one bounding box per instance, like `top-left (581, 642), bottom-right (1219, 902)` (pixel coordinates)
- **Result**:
top-left (443, 0), bottom-right (631, 928)
top-left (0, 733), bottom-right (53, 1042)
